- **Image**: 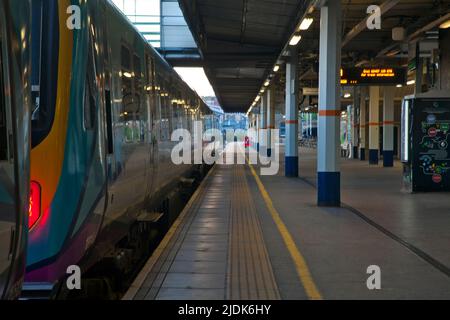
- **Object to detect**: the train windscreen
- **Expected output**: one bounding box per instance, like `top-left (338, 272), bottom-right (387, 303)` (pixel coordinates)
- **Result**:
top-left (30, 0), bottom-right (59, 148)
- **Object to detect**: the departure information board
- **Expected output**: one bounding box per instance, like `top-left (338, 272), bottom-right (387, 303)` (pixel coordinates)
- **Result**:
top-left (340, 67), bottom-right (406, 86)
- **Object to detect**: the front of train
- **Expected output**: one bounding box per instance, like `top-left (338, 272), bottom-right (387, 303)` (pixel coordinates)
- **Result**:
top-left (25, 0), bottom-right (108, 294)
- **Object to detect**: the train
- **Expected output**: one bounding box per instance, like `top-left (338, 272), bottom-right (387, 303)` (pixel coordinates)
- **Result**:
top-left (23, 0), bottom-right (215, 298)
top-left (0, 0), bottom-right (31, 299)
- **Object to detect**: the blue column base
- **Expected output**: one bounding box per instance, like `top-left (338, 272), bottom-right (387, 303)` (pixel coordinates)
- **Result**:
top-left (285, 156), bottom-right (298, 177)
top-left (369, 149), bottom-right (379, 165)
top-left (257, 143), bottom-right (259, 152)
top-left (267, 148), bottom-right (272, 157)
top-left (360, 148), bottom-right (365, 161)
top-left (383, 150), bottom-right (394, 167)
top-left (353, 146), bottom-right (358, 159)
top-left (318, 172), bottom-right (341, 207)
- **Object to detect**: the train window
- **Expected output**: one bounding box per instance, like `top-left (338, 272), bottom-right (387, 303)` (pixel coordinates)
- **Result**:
top-left (0, 37), bottom-right (7, 160)
top-left (133, 55), bottom-right (141, 80)
top-left (121, 45), bottom-right (134, 143)
top-left (104, 90), bottom-right (114, 154)
top-left (159, 80), bottom-right (171, 141)
top-left (171, 101), bottom-right (178, 130)
top-left (133, 55), bottom-right (143, 142)
top-left (121, 46), bottom-right (131, 71)
top-left (173, 101), bottom-right (182, 130)
top-left (31, 0), bottom-right (59, 147)
top-left (121, 46), bottom-right (145, 143)
top-left (144, 54), bottom-right (150, 86)
top-left (84, 29), bottom-right (98, 130)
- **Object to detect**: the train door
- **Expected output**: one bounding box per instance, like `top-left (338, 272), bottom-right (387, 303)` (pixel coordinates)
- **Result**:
top-left (97, 2), bottom-right (114, 232)
top-left (77, 10), bottom-right (110, 243)
top-left (145, 53), bottom-right (158, 197)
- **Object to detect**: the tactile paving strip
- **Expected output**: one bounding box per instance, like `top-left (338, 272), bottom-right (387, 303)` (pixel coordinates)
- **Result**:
top-left (227, 165), bottom-right (280, 300)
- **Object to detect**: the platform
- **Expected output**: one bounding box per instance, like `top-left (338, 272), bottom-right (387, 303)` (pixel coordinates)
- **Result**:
top-left (124, 148), bottom-right (450, 300)
top-left (124, 164), bottom-right (280, 300)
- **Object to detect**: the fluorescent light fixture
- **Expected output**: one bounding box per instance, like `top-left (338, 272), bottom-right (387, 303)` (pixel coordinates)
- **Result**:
top-left (344, 93), bottom-right (351, 98)
top-left (289, 35), bottom-right (302, 46)
top-left (264, 80), bottom-right (270, 87)
top-left (255, 96), bottom-right (261, 102)
top-left (299, 18), bottom-right (314, 30)
top-left (396, 84), bottom-right (403, 88)
top-left (407, 79), bottom-right (416, 86)
top-left (273, 65), bottom-right (280, 72)
top-left (123, 72), bottom-right (133, 78)
top-left (439, 19), bottom-right (450, 29)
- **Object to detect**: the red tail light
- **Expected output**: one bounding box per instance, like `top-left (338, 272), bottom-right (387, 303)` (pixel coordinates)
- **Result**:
top-left (29, 181), bottom-right (42, 229)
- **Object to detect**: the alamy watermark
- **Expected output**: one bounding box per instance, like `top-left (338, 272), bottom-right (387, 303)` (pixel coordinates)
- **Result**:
top-left (171, 121), bottom-right (280, 176)
top-left (66, 265), bottom-right (81, 290)
top-left (366, 5), bottom-right (382, 30)
top-left (366, 265), bottom-right (381, 290)
top-left (66, 5), bottom-right (81, 30)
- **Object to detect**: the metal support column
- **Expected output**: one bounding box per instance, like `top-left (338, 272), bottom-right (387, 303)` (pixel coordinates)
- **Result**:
top-left (285, 47), bottom-right (299, 177)
top-left (352, 87), bottom-right (360, 159)
top-left (255, 113), bottom-right (260, 151)
top-left (266, 88), bottom-right (275, 157)
top-left (317, 0), bottom-right (341, 207)
top-left (369, 86), bottom-right (380, 165)
top-left (383, 86), bottom-right (395, 167)
top-left (259, 98), bottom-right (267, 154)
top-left (359, 88), bottom-right (366, 160)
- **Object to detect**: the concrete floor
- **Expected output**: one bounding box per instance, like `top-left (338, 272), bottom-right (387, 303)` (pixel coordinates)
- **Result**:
top-left (127, 145), bottom-right (450, 300)
top-left (250, 147), bottom-right (450, 299)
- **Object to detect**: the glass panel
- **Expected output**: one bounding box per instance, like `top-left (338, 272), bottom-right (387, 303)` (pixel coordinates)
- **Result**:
top-left (135, 24), bottom-right (160, 33)
top-left (31, 0), bottom-right (59, 147)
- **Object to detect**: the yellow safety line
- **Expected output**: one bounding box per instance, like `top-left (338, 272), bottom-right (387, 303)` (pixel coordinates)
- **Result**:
top-left (247, 162), bottom-right (323, 300)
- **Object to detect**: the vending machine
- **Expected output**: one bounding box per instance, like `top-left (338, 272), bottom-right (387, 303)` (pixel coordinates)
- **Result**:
top-left (401, 92), bottom-right (450, 192)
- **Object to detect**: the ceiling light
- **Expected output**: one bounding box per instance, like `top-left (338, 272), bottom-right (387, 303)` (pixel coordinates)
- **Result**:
top-left (407, 79), bottom-right (416, 86)
top-left (289, 35), bottom-right (302, 46)
top-left (396, 84), bottom-right (403, 88)
top-left (299, 18), bottom-right (314, 30)
top-left (439, 19), bottom-right (450, 29)
top-left (264, 80), bottom-right (270, 87)
top-left (273, 65), bottom-right (280, 72)
top-left (344, 93), bottom-right (351, 99)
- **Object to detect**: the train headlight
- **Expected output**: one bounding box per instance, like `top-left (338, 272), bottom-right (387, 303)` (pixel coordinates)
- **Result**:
top-left (29, 181), bottom-right (42, 229)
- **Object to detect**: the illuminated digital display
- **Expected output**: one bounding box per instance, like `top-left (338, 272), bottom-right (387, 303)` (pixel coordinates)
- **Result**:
top-left (340, 67), bottom-right (406, 86)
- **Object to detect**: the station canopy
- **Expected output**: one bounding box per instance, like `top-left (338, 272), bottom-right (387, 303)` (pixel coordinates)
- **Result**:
top-left (178, 0), bottom-right (450, 113)
top-left (178, 0), bottom-right (312, 113)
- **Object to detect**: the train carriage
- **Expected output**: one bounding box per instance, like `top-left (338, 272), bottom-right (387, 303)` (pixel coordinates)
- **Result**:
top-left (26, 0), bottom-right (211, 297)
